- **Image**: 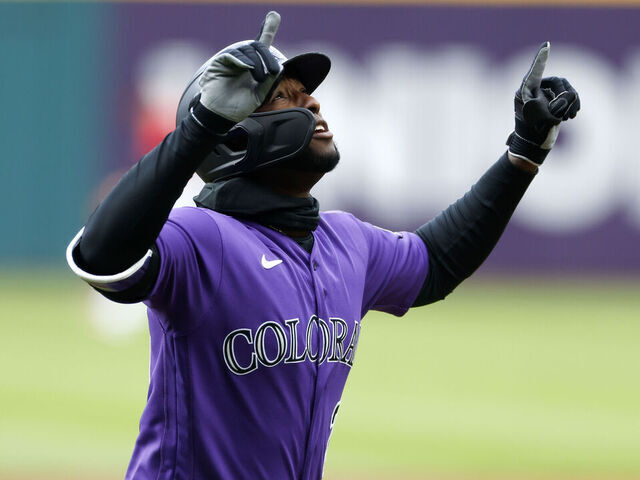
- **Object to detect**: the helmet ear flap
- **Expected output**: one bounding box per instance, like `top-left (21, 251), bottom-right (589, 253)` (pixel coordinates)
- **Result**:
top-left (195, 108), bottom-right (316, 183)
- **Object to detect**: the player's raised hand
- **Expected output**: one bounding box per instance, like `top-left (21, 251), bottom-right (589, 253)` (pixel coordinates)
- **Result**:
top-left (198, 11), bottom-right (284, 123)
top-left (506, 42), bottom-right (580, 166)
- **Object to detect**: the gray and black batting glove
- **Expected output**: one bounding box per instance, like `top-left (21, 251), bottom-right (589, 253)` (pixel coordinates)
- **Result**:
top-left (506, 42), bottom-right (580, 166)
top-left (198, 11), bottom-right (283, 125)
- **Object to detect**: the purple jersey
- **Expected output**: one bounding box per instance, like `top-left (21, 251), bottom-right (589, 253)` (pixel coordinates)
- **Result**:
top-left (75, 207), bottom-right (428, 479)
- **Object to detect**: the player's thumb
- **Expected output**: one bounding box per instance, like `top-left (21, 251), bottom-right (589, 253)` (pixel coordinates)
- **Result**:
top-left (256, 11), bottom-right (281, 48)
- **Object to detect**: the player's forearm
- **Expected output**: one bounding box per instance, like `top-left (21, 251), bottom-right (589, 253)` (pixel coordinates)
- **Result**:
top-left (77, 108), bottom-right (232, 275)
top-left (413, 152), bottom-right (535, 306)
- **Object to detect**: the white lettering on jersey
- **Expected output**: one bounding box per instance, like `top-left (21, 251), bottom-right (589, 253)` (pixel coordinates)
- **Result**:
top-left (222, 316), bottom-right (361, 376)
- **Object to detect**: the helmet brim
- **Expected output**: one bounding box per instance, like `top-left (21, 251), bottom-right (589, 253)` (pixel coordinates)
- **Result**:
top-left (282, 53), bottom-right (330, 94)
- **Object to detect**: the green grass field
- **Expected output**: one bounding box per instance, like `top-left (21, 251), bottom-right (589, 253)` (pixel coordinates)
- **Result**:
top-left (1, 270), bottom-right (639, 479)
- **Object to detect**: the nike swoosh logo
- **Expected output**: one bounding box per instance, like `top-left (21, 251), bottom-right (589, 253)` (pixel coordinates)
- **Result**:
top-left (261, 254), bottom-right (283, 269)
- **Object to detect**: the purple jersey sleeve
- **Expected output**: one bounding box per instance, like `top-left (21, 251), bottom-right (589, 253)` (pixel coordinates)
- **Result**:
top-left (144, 207), bottom-right (223, 332)
top-left (357, 220), bottom-right (429, 317)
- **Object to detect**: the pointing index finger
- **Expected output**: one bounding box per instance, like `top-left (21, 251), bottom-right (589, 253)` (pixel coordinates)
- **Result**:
top-left (521, 42), bottom-right (550, 101)
top-left (256, 11), bottom-right (281, 48)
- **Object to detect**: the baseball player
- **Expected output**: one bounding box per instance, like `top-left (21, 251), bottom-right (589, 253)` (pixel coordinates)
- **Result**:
top-left (66, 11), bottom-right (579, 480)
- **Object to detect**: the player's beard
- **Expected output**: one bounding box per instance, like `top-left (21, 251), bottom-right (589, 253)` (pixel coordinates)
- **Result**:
top-left (281, 142), bottom-right (340, 173)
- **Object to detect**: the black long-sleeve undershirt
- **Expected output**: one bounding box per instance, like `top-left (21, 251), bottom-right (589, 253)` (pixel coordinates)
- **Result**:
top-left (77, 104), bottom-right (233, 276)
top-left (412, 153), bottom-right (535, 306)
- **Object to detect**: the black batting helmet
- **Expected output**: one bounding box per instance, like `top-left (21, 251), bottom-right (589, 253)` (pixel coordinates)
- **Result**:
top-left (176, 42), bottom-right (331, 183)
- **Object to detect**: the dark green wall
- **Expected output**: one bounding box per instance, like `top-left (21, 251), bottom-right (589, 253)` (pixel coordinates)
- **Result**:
top-left (0, 3), bottom-right (112, 265)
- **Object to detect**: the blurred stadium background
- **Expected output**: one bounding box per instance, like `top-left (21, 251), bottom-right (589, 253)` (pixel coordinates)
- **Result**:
top-left (1, 1), bottom-right (640, 479)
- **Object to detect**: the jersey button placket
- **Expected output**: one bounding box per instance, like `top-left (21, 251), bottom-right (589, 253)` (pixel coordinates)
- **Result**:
top-left (309, 256), bottom-right (323, 365)
top-left (305, 253), bottom-right (333, 480)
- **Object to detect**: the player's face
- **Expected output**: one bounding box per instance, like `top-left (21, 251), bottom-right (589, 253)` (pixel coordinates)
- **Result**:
top-left (256, 77), bottom-right (339, 173)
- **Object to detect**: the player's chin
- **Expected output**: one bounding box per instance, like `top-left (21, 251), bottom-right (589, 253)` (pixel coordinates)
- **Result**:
top-left (310, 137), bottom-right (335, 152)
top-left (307, 142), bottom-right (341, 173)
top-left (280, 141), bottom-right (340, 173)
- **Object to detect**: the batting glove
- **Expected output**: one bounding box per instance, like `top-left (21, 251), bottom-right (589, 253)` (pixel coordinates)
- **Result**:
top-left (198, 11), bottom-right (283, 124)
top-left (506, 42), bottom-right (580, 166)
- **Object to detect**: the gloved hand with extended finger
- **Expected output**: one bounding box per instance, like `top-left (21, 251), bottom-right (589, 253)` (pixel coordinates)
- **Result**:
top-left (197, 10), bottom-right (283, 127)
top-left (506, 42), bottom-right (580, 166)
